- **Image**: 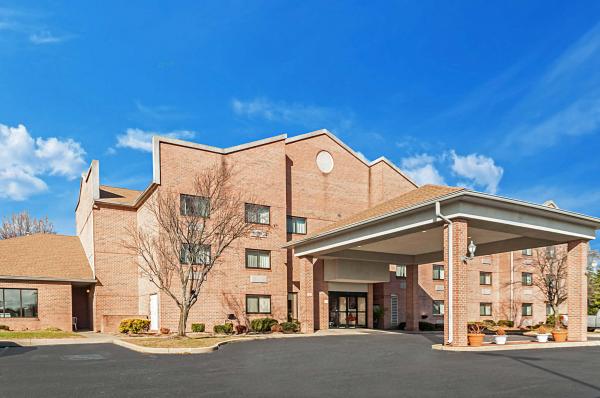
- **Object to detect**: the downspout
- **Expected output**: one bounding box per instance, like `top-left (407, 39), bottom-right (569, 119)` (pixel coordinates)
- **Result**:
top-left (510, 252), bottom-right (514, 322)
top-left (435, 202), bottom-right (453, 345)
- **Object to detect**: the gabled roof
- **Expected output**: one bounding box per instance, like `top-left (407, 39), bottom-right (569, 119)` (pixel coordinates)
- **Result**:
top-left (0, 234), bottom-right (94, 283)
top-left (308, 184), bottom-right (463, 238)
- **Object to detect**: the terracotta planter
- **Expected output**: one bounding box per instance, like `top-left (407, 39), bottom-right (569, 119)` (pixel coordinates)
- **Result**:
top-left (467, 333), bottom-right (485, 346)
top-left (552, 330), bottom-right (568, 342)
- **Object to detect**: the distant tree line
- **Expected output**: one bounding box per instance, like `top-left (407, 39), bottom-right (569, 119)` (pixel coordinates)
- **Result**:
top-left (0, 211), bottom-right (55, 240)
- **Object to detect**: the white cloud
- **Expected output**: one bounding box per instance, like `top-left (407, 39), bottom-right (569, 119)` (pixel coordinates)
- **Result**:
top-left (450, 151), bottom-right (503, 194)
top-left (231, 97), bottom-right (353, 131)
top-left (400, 154), bottom-right (445, 186)
top-left (29, 30), bottom-right (69, 44)
top-left (116, 128), bottom-right (197, 152)
top-left (0, 123), bottom-right (86, 200)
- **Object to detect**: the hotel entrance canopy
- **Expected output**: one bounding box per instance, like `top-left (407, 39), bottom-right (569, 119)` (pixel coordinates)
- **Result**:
top-left (287, 185), bottom-right (600, 346)
top-left (288, 185), bottom-right (599, 264)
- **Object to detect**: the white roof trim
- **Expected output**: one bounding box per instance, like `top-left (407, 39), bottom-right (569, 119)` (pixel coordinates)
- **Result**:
top-left (285, 129), bottom-right (418, 187)
top-left (287, 189), bottom-right (600, 248)
top-left (150, 129), bottom-right (416, 187)
top-left (152, 134), bottom-right (287, 184)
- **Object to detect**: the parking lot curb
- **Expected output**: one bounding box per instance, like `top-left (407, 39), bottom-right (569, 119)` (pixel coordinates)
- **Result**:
top-left (432, 340), bottom-right (600, 352)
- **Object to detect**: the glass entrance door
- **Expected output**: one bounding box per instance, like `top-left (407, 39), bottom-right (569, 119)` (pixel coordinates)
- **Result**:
top-left (328, 292), bottom-right (367, 328)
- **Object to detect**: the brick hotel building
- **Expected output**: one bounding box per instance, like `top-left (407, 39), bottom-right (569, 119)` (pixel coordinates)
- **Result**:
top-left (0, 129), bottom-right (593, 342)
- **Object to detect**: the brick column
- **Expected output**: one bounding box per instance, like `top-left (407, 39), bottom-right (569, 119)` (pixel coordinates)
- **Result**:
top-left (567, 240), bottom-right (588, 342)
top-left (443, 219), bottom-right (469, 346)
top-left (367, 284), bottom-right (374, 329)
top-left (299, 257), bottom-right (315, 333)
top-left (405, 264), bottom-right (419, 331)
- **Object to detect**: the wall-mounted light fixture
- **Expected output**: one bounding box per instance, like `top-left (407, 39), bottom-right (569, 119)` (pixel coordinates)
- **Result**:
top-left (462, 240), bottom-right (477, 263)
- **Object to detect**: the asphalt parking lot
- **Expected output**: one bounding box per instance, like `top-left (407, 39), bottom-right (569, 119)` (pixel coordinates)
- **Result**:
top-left (2, 332), bottom-right (600, 398)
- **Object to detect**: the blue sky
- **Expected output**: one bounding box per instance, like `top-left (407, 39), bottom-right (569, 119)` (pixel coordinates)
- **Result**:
top-left (1, 1), bottom-right (600, 247)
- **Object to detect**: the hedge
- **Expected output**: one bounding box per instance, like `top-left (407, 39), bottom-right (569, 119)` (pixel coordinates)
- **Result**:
top-left (280, 321), bottom-right (300, 333)
top-left (119, 319), bottom-right (150, 334)
top-left (191, 323), bottom-right (205, 332)
top-left (250, 318), bottom-right (279, 333)
top-left (213, 323), bottom-right (234, 334)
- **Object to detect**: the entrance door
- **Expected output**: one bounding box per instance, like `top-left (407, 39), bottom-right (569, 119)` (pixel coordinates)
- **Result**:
top-left (328, 292), bottom-right (367, 328)
top-left (149, 294), bottom-right (159, 330)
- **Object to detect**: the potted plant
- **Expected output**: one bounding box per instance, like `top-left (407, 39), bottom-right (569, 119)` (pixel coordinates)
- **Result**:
top-left (373, 306), bottom-right (385, 329)
top-left (467, 322), bottom-right (485, 346)
top-left (494, 327), bottom-right (507, 345)
top-left (552, 314), bottom-right (568, 342)
top-left (535, 325), bottom-right (550, 342)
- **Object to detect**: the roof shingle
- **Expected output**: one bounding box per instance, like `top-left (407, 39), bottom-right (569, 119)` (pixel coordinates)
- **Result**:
top-left (311, 184), bottom-right (464, 237)
top-left (0, 234), bottom-right (93, 281)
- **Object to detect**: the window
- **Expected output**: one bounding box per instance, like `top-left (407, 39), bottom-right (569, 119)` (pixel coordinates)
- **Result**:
top-left (246, 295), bottom-right (271, 314)
top-left (522, 248), bottom-right (532, 256)
top-left (395, 265), bottom-right (407, 278)
top-left (433, 300), bottom-right (445, 316)
top-left (180, 194), bottom-right (210, 217)
top-left (522, 272), bottom-right (533, 286)
top-left (245, 249), bottom-right (271, 269)
top-left (480, 302), bottom-right (492, 316)
top-left (0, 288), bottom-right (38, 318)
top-left (479, 272), bottom-right (492, 285)
top-left (546, 246), bottom-right (556, 259)
top-left (522, 303), bottom-right (533, 316)
top-left (287, 293), bottom-right (298, 322)
top-left (287, 216), bottom-right (307, 234)
top-left (180, 244), bottom-right (211, 265)
top-left (390, 294), bottom-right (398, 327)
top-left (433, 264), bottom-right (444, 280)
top-left (245, 203), bottom-right (270, 225)
top-left (546, 304), bottom-right (555, 316)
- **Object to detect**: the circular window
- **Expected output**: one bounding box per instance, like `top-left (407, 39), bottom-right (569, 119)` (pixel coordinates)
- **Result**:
top-left (316, 151), bottom-right (334, 174)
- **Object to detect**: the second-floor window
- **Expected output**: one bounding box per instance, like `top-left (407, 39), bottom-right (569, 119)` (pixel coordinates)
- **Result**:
top-left (433, 264), bottom-right (444, 280)
top-left (246, 249), bottom-right (271, 269)
top-left (479, 272), bottom-right (492, 285)
top-left (180, 194), bottom-right (210, 217)
top-left (522, 248), bottom-right (532, 256)
top-left (287, 216), bottom-right (307, 234)
top-left (522, 272), bottom-right (533, 286)
top-left (245, 203), bottom-right (270, 225)
top-left (522, 303), bottom-right (533, 316)
top-left (180, 244), bottom-right (211, 265)
top-left (395, 264), bottom-right (407, 278)
top-left (546, 246), bottom-right (556, 259)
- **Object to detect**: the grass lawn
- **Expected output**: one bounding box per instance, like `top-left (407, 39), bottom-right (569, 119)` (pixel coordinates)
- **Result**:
top-left (0, 330), bottom-right (83, 339)
top-left (124, 336), bottom-right (235, 348)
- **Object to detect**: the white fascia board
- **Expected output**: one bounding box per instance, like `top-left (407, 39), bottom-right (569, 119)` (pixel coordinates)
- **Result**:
top-left (151, 134), bottom-right (288, 184)
top-left (285, 129), bottom-right (415, 185)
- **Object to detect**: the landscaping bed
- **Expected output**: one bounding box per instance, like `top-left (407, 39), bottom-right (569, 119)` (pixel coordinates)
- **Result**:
top-left (123, 336), bottom-right (235, 348)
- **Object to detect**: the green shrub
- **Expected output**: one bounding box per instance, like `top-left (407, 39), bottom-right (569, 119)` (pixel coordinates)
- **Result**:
top-left (482, 319), bottom-right (496, 327)
top-left (213, 323), bottom-right (234, 334)
top-left (497, 320), bottom-right (514, 328)
top-left (0, 324), bottom-right (9, 331)
top-left (546, 315), bottom-right (556, 327)
top-left (191, 323), bottom-right (205, 332)
top-left (250, 318), bottom-right (279, 333)
top-left (398, 322), bottom-right (406, 330)
top-left (119, 318), bottom-right (151, 334)
top-left (280, 321), bottom-right (300, 333)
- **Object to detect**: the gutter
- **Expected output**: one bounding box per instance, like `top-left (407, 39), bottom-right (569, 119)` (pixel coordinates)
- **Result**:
top-left (435, 201), bottom-right (454, 345)
top-left (0, 275), bottom-right (97, 284)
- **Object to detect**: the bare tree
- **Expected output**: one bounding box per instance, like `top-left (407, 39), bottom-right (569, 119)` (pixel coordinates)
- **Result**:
top-left (124, 162), bottom-right (253, 336)
top-left (531, 246), bottom-right (568, 328)
top-left (0, 211), bottom-right (55, 240)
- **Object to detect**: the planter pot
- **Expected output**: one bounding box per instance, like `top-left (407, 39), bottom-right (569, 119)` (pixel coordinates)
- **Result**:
top-left (467, 333), bottom-right (485, 346)
top-left (494, 335), bottom-right (507, 345)
top-left (536, 333), bottom-right (550, 343)
top-left (552, 330), bottom-right (568, 342)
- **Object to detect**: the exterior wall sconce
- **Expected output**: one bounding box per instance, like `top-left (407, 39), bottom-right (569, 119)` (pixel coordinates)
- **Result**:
top-left (462, 240), bottom-right (477, 262)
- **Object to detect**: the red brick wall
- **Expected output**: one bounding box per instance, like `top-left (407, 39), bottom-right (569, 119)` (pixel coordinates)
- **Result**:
top-left (0, 280), bottom-right (72, 331)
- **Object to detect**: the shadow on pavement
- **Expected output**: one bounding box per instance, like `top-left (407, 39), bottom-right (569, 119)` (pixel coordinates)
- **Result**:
top-left (0, 342), bottom-right (37, 358)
